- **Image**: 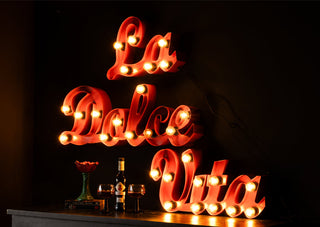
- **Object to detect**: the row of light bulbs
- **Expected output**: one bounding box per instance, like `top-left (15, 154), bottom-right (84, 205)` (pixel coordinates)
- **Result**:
top-left (163, 200), bottom-right (260, 218)
top-left (114, 37), bottom-right (172, 75)
top-left (113, 36), bottom-right (169, 50)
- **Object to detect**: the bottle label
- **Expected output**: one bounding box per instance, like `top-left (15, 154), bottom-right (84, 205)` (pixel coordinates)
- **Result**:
top-left (118, 161), bottom-right (125, 171)
top-left (116, 197), bottom-right (125, 203)
top-left (115, 182), bottom-right (126, 192)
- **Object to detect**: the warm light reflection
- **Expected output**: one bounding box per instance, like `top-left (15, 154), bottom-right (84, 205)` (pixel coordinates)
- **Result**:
top-left (227, 218), bottom-right (236, 227)
top-left (247, 219), bottom-right (254, 227)
top-left (74, 112), bottom-right (84, 119)
top-left (163, 173), bottom-right (174, 182)
top-left (72, 135), bottom-right (78, 141)
top-left (193, 177), bottom-right (204, 187)
top-left (163, 213), bottom-right (172, 223)
top-left (136, 84), bottom-right (147, 94)
top-left (166, 126), bottom-right (177, 136)
top-left (181, 153), bottom-right (192, 163)
top-left (246, 182), bottom-right (257, 192)
top-left (209, 217), bottom-right (217, 226)
top-left (191, 215), bottom-right (199, 225)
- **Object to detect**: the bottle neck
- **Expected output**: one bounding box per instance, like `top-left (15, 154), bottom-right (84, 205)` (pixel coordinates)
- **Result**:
top-left (118, 160), bottom-right (125, 172)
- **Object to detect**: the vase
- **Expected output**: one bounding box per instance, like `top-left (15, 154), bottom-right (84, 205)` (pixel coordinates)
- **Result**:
top-left (77, 172), bottom-right (94, 201)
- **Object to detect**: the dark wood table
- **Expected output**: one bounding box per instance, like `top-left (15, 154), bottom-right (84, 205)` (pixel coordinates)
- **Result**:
top-left (7, 207), bottom-right (287, 227)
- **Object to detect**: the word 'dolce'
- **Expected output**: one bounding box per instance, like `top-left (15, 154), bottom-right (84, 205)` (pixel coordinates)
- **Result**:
top-left (150, 149), bottom-right (265, 219)
top-left (59, 84), bottom-right (203, 147)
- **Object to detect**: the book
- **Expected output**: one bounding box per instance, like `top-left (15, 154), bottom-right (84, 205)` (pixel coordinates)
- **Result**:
top-left (64, 199), bottom-right (104, 210)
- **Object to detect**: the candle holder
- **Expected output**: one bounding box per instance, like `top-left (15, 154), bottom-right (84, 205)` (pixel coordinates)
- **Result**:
top-left (75, 161), bottom-right (99, 201)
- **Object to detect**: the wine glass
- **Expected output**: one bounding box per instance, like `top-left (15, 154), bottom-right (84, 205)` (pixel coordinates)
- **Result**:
top-left (97, 184), bottom-right (115, 213)
top-left (128, 184), bottom-right (146, 213)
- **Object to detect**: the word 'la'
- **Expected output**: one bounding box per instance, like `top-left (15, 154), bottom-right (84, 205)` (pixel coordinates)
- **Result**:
top-left (107, 16), bottom-right (184, 80)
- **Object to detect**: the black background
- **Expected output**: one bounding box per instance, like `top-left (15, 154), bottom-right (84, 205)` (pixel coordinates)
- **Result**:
top-left (1, 1), bottom-right (320, 226)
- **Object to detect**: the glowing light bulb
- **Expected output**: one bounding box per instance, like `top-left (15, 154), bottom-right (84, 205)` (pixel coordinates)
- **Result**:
top-left (91, 110), bottom-right (101, 118)
top-left (61, 105), bottom-right (71, 114)
top-left (120, 65), bottom-right (132, 75)
top-left (125, 131), bottom-right (135, 139)
top-left (226, 206), bottom-right (239, 216)
top-left (246, 182), bottom-right (257, 192)
top-left (179, 111), bottom-right (190, 120)
top-left (74, 112), bottom-right (84, 119)
top-left (144, 129), bottom-right (153, 138)
top-left (163, 173), bottom-right (174, 182)
top-left (208, 203), bottom-right (222, 213)
top-left (59, 134), bottom-right (70, 143)
top-left (166, 126), bottom-right (177, 136)
top-left (99, 134), bottom-right (110, 141)
top-left (159, 60), bottom-right (171, 70)
top-left (136, 84), bottom-right (147, 94)
top-left (191, 203), bottom-right (201, 213)
top-left (150, 169), bottom-right (160, 179)
top-left (112, 118), bottom-right (123, 127)
top-left (158, 39), bottom-right (168, 47)
top-left (193, 177), bottom-right (204, 187)
top-left (182, 153), bottom-right (192, 163)
top-left (143, 62), bottom-right (156, 71)
top-left (113, 41), bottom-right (123, 50)
top-left (127, 36), bottom-right (138, 45)
top-left (245, 207), bottom-right (258, 218)
top-left (163, 201), bottom-right (176, 211)
top-left (209, 176), bottom-right (222, 186)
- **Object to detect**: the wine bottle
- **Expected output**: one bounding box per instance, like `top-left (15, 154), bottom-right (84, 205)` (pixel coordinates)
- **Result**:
top-left (115, 157), bottom-right (126, 211)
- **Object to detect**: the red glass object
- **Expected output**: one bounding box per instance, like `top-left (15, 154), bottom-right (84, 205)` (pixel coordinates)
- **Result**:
top-left (107, 16), bottom-right (185, 80)
top-left (150, 149), bottom-right (265, 218)
top-left (75, 161), bottom-right (99, 173)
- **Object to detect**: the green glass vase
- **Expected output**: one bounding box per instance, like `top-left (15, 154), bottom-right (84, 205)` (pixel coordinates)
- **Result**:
top-left (76, 172), bottom-right (94, 201)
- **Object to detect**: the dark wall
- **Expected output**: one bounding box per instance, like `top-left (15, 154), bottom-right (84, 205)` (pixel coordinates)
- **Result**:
top-left (2, 1), bottom-right (320, 226)
top-left (0, 1), bottom-right (34, 226)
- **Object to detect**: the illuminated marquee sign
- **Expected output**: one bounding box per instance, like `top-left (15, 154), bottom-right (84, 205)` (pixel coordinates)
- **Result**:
top-left (59, 16), bottom-right (265, 218)
top-left (150, 149), bottom-right (265, 219)
top-left (59, 84), bottom-right (203, 147)
top-left (107, 16), bottom-right (185, 80)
